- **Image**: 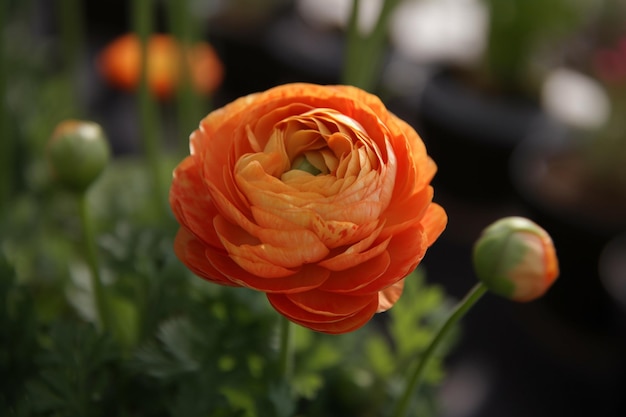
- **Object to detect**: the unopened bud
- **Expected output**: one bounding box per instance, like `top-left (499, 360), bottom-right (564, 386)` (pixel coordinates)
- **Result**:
top-left (473, 217), bottom-right (559, 302)
top-left (48, 120), bottom-right (110, 192)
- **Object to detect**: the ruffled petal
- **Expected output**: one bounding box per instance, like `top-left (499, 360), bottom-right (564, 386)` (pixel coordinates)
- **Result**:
top-left (421, 203), bottom-right (448, 247)
top-left (214, 215), bottom-right (329, 272)
top-left (268, 293), bottom-right (378, 334)
top-left (173, 227), bottom-right (239, 287)
top-left (285, 288), bottom-right (374, 317)
top-left (169, 156), bottom-right (222, 248)
top-left (207, 250), bottom-right (330, 293)
top-left (318, 222), bottom-right (386, 270)
top-left (346, 224), bottom-right (427, 295)
top-left (377, 280), bottom-right (404, 312)
top-left (318, 251), bottom-right (391, 293)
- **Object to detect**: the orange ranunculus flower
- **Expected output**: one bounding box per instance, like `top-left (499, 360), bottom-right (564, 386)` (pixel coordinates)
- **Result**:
top-left (97, 33), bottom-right (223, 100)
top-left (170, 83), bottom-right (447, 334)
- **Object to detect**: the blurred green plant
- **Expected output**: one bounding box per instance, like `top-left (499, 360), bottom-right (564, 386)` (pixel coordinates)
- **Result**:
top-left (2, 196), bottom-right (451, 417)
top-left (1, 103), bottom-right (452, 417)
top-left (481, 0), bottom-right (595, 96)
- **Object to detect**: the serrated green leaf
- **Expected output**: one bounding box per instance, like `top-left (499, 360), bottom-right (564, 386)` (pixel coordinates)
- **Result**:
top-left (23, 322), bottom-right (117, 417)
top-left (158, 317), bottom-right (202, 369)
top-left (133, 318), bottom-right (202, 380)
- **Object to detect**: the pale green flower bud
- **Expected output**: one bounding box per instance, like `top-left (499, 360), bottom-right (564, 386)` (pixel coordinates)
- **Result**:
top-left (473, 217), bottom-right (559, 302)
top-left (48, 120), bottom-right (110, 192)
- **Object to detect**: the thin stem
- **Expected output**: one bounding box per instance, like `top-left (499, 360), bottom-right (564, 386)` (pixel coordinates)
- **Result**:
top-left (0, 0), bottom-right (11, 215)
top-left (132, 0), bottom-right (166, 212)
top-left (342, 0), bottom-right (361, 87)
top-left (165, 0), bottom-right (202, 156)
top-left (391, 282), bottom-right (488, 417)
top-left (278, 315), bottom-right (294, 381)
top-left (342, 0), bottom-right (401, 91)
top-left (58, 0), bottom-right (84, 75)
top-left (79, 192), bottom-right (111, 332)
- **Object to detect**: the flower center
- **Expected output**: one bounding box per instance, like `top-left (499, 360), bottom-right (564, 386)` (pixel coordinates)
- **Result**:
top-left (290, 154), bottom-right (323, 175)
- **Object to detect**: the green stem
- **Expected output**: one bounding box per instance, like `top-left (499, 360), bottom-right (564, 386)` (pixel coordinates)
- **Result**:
top-left (165, 0), bottom-right (201, 156)
top-left (391, 283), bottom-right (488, 417)
top-left (278, 315), bottom-right (294, 381)
top-left (343, 0), bottom-right (361, 87)
top-left (58, 0), bottom-right (84, 76)
top-left (132, 0), bottom-right (166, 212)
top-left (0, 0), bottom-right (11, 215)
top-left (79, 192), bottom-right (111, 332)
top-left (342, 0), bottom-right (401, 91)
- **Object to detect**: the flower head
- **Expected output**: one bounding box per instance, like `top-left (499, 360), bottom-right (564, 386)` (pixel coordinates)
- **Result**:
top-left (170, 83), bottom-right (447, 333)
top-left (97, 33), bottom-right (223, 100)
top-left (48, 120), bottom-right (110, 192)
top-left (473, 217), bottom-right (559, 302)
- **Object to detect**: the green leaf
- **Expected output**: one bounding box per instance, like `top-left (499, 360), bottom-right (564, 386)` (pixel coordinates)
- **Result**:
top-left (365, 334), bottom-right (395, 378)
top-left (292, 373), bottom-right (325, 400)
top-left (267, 382), bottom-right (296, 417)
top-left (0, 253), bottom-right (40, 413)
top-left (219, 386), bottom-right (257, 417)
top-left (24, 322), bottom-right (118, 417)
top-left (108, 293), bottom-right (140, 349)
top-left (133, 317), bottom-right (201, 379)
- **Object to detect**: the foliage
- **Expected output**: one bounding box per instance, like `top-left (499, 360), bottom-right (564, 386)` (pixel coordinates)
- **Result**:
top-left (0, 152), bottom-right (453, 417)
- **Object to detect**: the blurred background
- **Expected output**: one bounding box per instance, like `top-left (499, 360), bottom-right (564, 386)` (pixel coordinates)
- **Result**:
top-left (2, 0), bottom-right (626, 416)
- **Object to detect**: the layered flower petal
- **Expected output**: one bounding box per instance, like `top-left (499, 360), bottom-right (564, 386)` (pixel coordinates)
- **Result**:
top-left (170, 83), bottom-right (447, 333)
top-left (267, 293), bottom-right (379, 334)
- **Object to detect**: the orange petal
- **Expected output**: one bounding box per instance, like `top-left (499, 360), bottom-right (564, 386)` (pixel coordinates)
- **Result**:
top-left (421, 203), bottom-right (448, 247)
top-left (173, 227), bottom-right (239, 287)
top-left (377, 280), bottom-right (405, 312)
top-left (286, 288), bottom-right (375, 317)
top-left (213, 215), bottom-right (329, 271)
top-left (381, 186), bottom-right (433, 238)
top-left (318, 251), bottom-right (391, 293)
top-left (347, 224), bottom-right (427, 295)
top-left (170, 156), bottom-right (222, 248)
top-left (318, 223), bottom-right (386, 271)
top-left (267, 293), bottom-right (357, 324)
top-left (268, 293), bottom-right (379, 334)
top-left (207, 251), bottom-right (330, 293)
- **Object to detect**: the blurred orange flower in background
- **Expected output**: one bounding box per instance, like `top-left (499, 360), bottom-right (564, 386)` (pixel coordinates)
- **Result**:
top-left (97, 33), bottom-right (223, 100)
top-left (170, 83), bottom-right (447, 334)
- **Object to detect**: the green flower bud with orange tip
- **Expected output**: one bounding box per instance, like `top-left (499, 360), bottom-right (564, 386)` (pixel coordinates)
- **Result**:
top-left (48, 120), bottom-right (111, 193)
top-left (472, 216), bottom-right (559, 302)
